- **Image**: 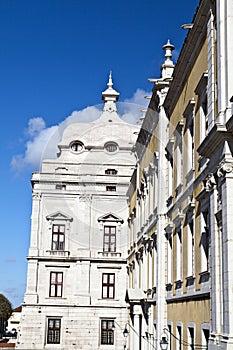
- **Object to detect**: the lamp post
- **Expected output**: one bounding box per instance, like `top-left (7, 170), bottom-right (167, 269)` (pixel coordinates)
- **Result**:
top-left (123, 324), bottom-right (129, 349)
top-left (160, 336), bottom-right (168, 350)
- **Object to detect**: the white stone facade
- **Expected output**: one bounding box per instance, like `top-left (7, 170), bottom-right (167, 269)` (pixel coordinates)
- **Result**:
top-left (17, 75), bottom-right (139, 350)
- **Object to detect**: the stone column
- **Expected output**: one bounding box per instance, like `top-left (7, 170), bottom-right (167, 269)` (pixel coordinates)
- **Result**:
top-left (28, 192), bottom-right (41, 256)
top-left (155, 92), bottom-right (169, 350)
top-left (217, 161), bottom-right (233, 349)
top-left (24, 191), bottom-right (41, 304)
top-left (216, 0), bottom-right (233, 123)
top-left (132, 305), bottom-right (142, 350)
top-left (206, 173), bottom-right (222, 348)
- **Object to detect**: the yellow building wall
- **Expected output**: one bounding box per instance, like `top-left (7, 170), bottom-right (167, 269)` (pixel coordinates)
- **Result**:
top-left (167, 298), bottom-right (210, 349)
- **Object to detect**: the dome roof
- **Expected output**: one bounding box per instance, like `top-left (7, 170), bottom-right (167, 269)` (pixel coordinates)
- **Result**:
top-left (59, 73), bottom-right (139, 149)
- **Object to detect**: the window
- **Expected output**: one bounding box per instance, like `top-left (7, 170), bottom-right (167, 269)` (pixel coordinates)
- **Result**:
top-left (102, 273), bottom-right (115, 299)
top-left (105, 142), bottom-right (118, 153)
top-left (101, 320), bottom-right (114, 345)
top-left (187, 219), bottom-right (194, 277)
top-left (55, 184), bottom-right (66, 190)
top-left (47, 318), bottom-right (61, 344)
top-left (52, 224), bottom-right (65, 251)
top-left (167, 234), bottom-right (173, 284)
top-left (194, 72), bottom-right (208, 141)
top-left (176, 229), bottom-right (182, 282)
top-left (70, 141), bottom-right (84, 152)
top-left (103, 226), bottom-right (116, 252)
top-left (49, 272), bottom-right (63, 297)
top-left (183, 99), bottom-right (195, 176)
top-left (177, 325), bottom-right (182, 350)
top-left (188, 327), bottom-right (195, 350)
top-left (174, 123), bottom-right (183, 190)
top-left (200, 210), bottom-right (209, 272)
top-left (106, 185), bottom-right (116, 192)
top-left (168, 324), bottom-right (172, 350)
top-left (202, 328), bottom-right (209, 350)
top-left (105, 169), bottom-right (118, 175)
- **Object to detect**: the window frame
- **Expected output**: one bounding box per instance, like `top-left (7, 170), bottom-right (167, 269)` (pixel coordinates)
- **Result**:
top-left (106, 185), bottom-right (116, 192)
top-left (101, 319), bottom-right (114, 345)
top-left (104, 142), bottom-right (118, 153)
top-left (105, 169), bottom-right (118, 175)
top-left (70, 141), bottom-right (84, 153)
top-left (51, 224), bottom-right (65, 251)
top-left (103, 226), bottom-right (116, 252)
top-left (49, 272), bottom-right (63, 298)
top-left (47, 318), bottom-right (61, 344)
top-left (102, 273), bottom-right (115, 299)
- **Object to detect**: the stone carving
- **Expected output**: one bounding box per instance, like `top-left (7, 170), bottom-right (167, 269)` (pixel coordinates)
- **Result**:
top-left (79, 194), bottom-right (92, 202)
top-left (217, 161), bottom-right (233, 177)
top-left (32, 192), bottom-right (41, 200)
top-left (204, 173), bottom-right (216, 191)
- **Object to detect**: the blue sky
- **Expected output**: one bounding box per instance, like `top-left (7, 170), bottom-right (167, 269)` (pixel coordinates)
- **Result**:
top-left (0, 0), bottom-right (199, 308)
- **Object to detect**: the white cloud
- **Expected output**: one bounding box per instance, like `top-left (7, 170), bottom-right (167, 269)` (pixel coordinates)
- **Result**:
top-left (11, 89), bottom-right (150, 172)
top-left (26, 117), bottom-right (46, 137)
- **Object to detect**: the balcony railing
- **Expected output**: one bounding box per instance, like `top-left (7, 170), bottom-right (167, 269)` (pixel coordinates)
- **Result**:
top-left (98, 251), bottom-right (121, 257)
top-left (46, 250), bottom-right (70, 257)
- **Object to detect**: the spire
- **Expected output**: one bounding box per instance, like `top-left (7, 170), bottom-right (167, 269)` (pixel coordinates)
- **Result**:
top-left (102, 72), bottom-right (120, 112)
top-left (161, 39), bottom-right (175, 79)
top-left (107, 71), bottom-right (113, 89)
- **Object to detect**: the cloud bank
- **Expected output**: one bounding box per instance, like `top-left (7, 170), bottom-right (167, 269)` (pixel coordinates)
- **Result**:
top-left (11, 88), bottom-right (149, 172)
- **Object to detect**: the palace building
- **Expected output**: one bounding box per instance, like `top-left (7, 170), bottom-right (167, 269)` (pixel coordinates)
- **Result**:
top-left (126, 1), bottom-right (233, 350)
top-left (17, 75), bottom-right (139, 350)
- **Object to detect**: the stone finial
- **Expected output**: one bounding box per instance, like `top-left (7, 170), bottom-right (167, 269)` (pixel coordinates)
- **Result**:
top-left (102, 72), bottom-right (120, 111)
top-left (107, 71), bottom-right (113, 89)
top-left (163, 39), bottom-right (175, 63)
top-left (161, 39), bottom-right (175, 79)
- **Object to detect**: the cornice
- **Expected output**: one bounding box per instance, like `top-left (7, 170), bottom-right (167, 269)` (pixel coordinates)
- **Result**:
top-left (164, 0), bottom-right (211, 116)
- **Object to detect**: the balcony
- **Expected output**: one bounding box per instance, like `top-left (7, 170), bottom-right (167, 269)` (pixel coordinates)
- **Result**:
top-left (98, 251), bottom-right (121, 258)
top-left (46, 250), bottom-right (70, 257)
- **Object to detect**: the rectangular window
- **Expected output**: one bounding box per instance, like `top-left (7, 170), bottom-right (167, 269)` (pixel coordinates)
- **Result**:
top-left (103, 226), bottom-right (116, 252)
top-left (102, 273), bottom-right (115, 299)
top-left (188, 327), bottom-right (195, 350)
top-left (187, 219), bottom-right (194, 277)
top-left (175, 130), bottom-right (183, 188)
top-left (202, 328), bottom-right (209, 350)
top-left (47, 318), bottom-right (61, 344)
top-left (200, 210), bottom-right (209, 271)
top-left (101, 320), bottom-right (114, 345)
top-left (106, 185), bottom-right (116, 192)
top-left (105, 169), bottom-right (117, 175)
top-left (167, 235), bottom-right (172, 284)
top-left (177, 326), bottom-right (182, 350)
top-left (55, 184), bottom-right (66, 190)
top-left (49, 272), bottom-right (63, 297)
top-left (52, 224), bottom-right (65, 251)
top-left (176, 229), bottom-right (182, 281)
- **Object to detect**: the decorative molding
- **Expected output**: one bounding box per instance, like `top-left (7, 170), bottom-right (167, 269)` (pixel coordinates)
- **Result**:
top-left (165, 138), bottom-right (174, 157)
top-left (79, 194), bottom-right (92, 202)
top-left (46, 211), bottom-right (73, 222)
top-left (183, 98), bottom-right (195, 118)
top-left (165, 222), bottom-right (173, 236)
top-left (97, 212), bottom-right (124, 224)
top-left (174, 213), bottom-right (184, 228)
top-left (32, 192), bottom-right (41, 200)
top-left (194, 72), bottom-right (208, 96)
top-left (176, 120), bottom-right (184, 133)
top-left (217, 161), bottom-right (233, 178)
top-left (203, 173), bottom-right (216, 191)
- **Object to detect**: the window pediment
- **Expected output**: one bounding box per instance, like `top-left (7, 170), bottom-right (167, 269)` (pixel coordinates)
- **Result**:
top-left (46, 211), bottom-right (73, 222)
top-left (98, 212), bottom-right (124, 224)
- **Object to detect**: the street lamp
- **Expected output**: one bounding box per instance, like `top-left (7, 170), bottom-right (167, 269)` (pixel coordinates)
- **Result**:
top-left (160, 336), bottom-right (168, 350)
top-left (123, 325), bottom-right (129, 338)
